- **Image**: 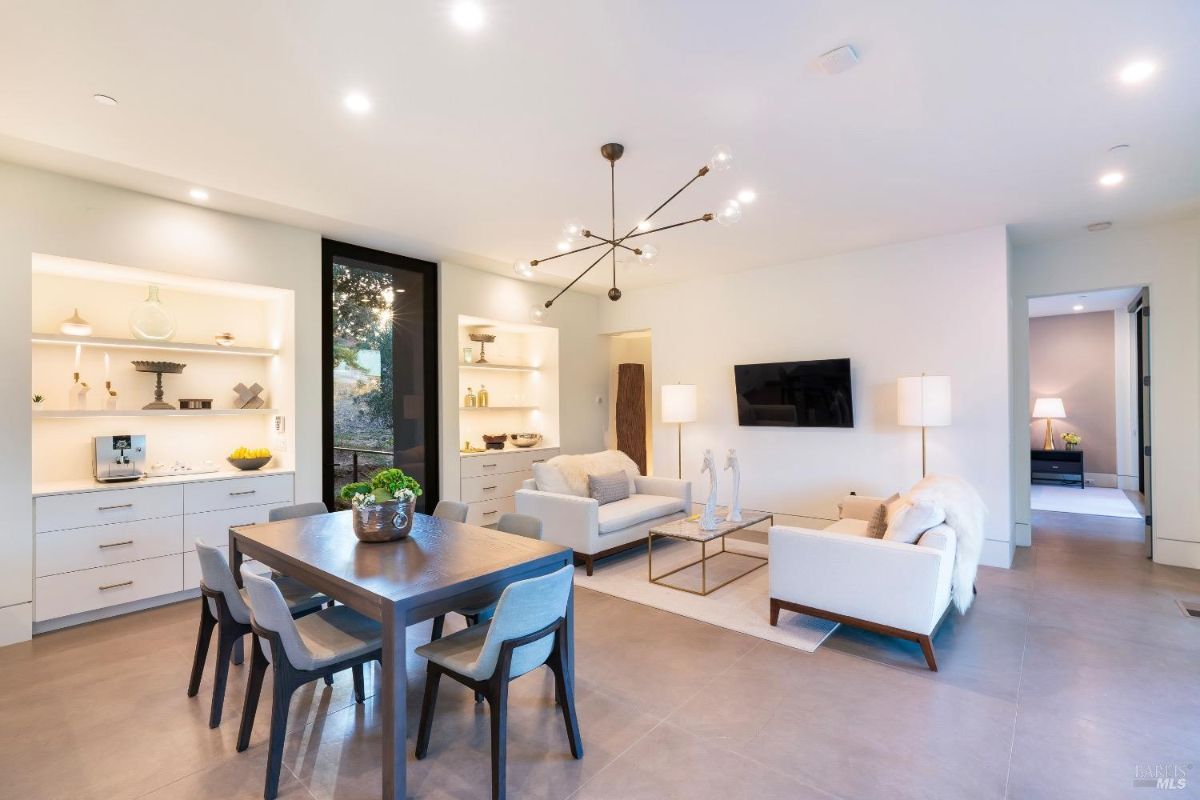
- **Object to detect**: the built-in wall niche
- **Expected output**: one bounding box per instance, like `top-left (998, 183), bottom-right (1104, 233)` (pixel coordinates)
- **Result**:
top-left (457, 315), bottom-right (559, 452)
top-left (31, 254), bottom-right (294, 483)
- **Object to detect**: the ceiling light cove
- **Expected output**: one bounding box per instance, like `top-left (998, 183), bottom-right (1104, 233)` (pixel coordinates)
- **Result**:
top-left (92, 93), bottom-right (118, 106)
top-left (343, 92), bottom-right (372, 114)
top-left (1098, 171), bottom-right (1125, 187)
top-left (188, 188), bottom-right (209, 201)
top-left (450, 0), bottom-right (486, 32)
top-left (1118, 60), bottom-right (1156, 85)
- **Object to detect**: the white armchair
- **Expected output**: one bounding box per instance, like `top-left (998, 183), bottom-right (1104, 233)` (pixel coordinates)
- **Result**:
top-left (768, 495), bottom-right (956, 670)
top-left (516, 475), bottom-right (691, 575)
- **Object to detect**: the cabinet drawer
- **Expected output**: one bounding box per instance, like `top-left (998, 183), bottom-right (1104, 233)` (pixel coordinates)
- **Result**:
top-left (461, 471), bottom-right (530, 503)
top-left (517, 448), bottom-right (559, 472)
top-left (35, 485), bottom-right (183, 533)
top-left (35, 554), bottom-right (183, 621)
top-left (1033, 461), bottom-right (1082, 474)
top-left (184, 545), bottom-right (270, 591)
top-left (466, 496), bottom-right (515, 527)
top-left (460, 452), bottom-right (524, 479)
top-left (184, 504), bottom-right (276, 552)
top-left (184, 474), bottom-right (294, 514)
top-left (36, 517), bottom-right (183, 577)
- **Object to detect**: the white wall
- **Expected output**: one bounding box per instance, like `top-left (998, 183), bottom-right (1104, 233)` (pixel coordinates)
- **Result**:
top-left (599, 226), bottom-right (1015, 567)
top-left (1011, 218), bottom-right (1200, 567)
top-left (0, 161), bottom-right (321, 645)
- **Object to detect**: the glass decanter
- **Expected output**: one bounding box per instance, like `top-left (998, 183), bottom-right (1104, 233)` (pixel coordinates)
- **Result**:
top-left (129, 285), bottom-right (177, 341)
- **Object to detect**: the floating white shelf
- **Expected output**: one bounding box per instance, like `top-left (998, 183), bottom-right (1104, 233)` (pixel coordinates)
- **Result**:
top-left (459, 406), bottom-right (539, 411)
top-left (33, 408), bottom-right (281, 419)
top-left (31, 332), bottom-right (278, 358)
top-left (458, 363), bottom-right (540, 373)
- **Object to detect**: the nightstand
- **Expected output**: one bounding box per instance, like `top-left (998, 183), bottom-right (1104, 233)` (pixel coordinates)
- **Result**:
top-left (1031, 449), bottom-right (1084, 489)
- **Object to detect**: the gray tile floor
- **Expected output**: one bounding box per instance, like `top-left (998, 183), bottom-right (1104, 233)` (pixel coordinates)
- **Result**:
top-left (2, 509), bottom-right (1199, 799)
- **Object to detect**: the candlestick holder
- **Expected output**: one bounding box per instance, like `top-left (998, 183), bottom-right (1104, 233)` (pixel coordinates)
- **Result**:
top-left (105, 381), bottom-right (118, 411)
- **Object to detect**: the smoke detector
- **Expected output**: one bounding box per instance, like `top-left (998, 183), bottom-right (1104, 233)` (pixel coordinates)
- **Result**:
top-left (1087, 221), bottom-right (1113, 232)
top-left (818, 45), bottom-right (860, 75)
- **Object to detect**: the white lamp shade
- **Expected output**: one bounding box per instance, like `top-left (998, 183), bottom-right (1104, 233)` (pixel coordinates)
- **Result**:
top-left (1032, 397), bottom-right (1067, 419)
top-left (897, 375), bottom-right (951, 427)
top-left (661, 384), bottom-right (697, 424)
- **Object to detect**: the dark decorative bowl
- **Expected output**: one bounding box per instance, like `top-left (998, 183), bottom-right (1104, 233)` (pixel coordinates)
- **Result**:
top-left (482, 433), bottom-right (508, 450)
top-left (228, 456), bottom-right (271, 471)
top-left (352, 499), bottom-right (416, 542)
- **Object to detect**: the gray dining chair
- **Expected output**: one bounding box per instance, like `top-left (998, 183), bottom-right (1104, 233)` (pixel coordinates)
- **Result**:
top-left (268, 501), bottom-right (329, 522)
top-left (433, 500), bottom-right (469, 523)
top-left (237, 567), bottom-right (383, 800)
top-left (415, 564), bottom-right (581, 800)
top-left (186, 540), bottom-right (328, 728)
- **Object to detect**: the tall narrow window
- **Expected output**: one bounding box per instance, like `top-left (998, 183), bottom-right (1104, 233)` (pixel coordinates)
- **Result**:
top-left (322, 240), bottom-right (439, 511)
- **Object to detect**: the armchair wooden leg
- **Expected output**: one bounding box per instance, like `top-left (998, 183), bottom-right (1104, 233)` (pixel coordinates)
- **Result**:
top-left (415, 664), bottom-right (441, 760)
top-left (917, 635), bottom-right (938, 672)
top-left (187, 598), bottom-right (216, 698)
top-left (769, 597), bottom-right (780, 626)
top-left (584, 556), bottom-right (594, 577)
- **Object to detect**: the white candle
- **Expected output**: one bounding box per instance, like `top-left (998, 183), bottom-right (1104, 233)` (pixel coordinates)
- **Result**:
top-left (104, 352), bottom-right (110, 381)
top-left (74, 344), bottom-right (81, 372)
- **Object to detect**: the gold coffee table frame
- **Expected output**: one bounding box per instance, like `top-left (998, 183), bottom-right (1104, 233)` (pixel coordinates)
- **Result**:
top-left (648, 511), bottom-right (773, 596)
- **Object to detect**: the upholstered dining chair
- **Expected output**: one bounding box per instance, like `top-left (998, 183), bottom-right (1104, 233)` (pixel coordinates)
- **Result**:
top-left (414, 564), bottom-right (582, 800)
top-left (268, 501), bottom-right (329, 522)
top-left (237, 568), bottom-right (383, 800)
top-left (433, 499), bottom-right (469, 523)
top-left (186, 540), bottom-right (328, 728)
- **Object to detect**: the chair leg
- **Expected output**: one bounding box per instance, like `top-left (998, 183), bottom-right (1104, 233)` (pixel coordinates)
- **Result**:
top-left (550, 651), bottom-right (583, 758)
top-left (237, 635), bottom-right (269, 752)
top-left (430, 614), bottom-right (445, 642)
top-left (186, 598), bottom-right (216, 698)
top-left (414, 664), bottom-right (441, 760)
top-left (232, 636), bottom-right (245, 666)
top-left (209, 626), bottom-right (239, 728)
top-left (463, 614), bottom-right (484, 703)
top-left (264, 670), bottom-right (296, 800)
top-left (352, 663), bottom-right (365, 703)
top-left (489, 680), bottom-right (510, 800)
top-left (322, 672), bottom-right (334, 687)
top-left (917, 634), bottom-right (939, 672)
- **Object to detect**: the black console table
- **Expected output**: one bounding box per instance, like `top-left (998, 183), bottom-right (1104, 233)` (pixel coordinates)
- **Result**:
top-left (1031, 449), bottom-right (1084, 488)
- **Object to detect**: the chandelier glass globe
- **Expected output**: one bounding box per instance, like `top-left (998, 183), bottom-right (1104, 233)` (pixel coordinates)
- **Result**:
top-left (715, 199), bottom-right (742, 226)
top-left (709, 144), bottom-right (734, 172)
top-left (513, 260), bottom-right (535, 279)
top-left (562, 218), bottom-right (586, 243)
top-left (529, 305), bottom-right (547, 323)
top-left (637, 243), bottom-right (659, 266)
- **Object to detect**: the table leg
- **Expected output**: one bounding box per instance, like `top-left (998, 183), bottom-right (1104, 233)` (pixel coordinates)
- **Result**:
top-left (701, 539), bottom-right (707, 595)
top-left (228, 530), bottom-right (244, 588)
top-left (381, 603), bottom-right (407, 800)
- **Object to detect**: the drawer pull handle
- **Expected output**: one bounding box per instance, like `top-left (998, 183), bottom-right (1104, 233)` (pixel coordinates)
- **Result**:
top-left (99, 580), bottom-right (133, 591)
top-left (229, 490), bottom-right (257, 496)
top-left (532, 459), bottom-right (545, 464)
top-left (482, 485), bottom-right (498, 491)
top-left (482, 463), bottom-right (497, 468)
top-left (98, 540), bottom-right (134, 549)
top-left (98, 503), bottom-right (133, 511)
top-left (482, 510), bottom-right (498, 516)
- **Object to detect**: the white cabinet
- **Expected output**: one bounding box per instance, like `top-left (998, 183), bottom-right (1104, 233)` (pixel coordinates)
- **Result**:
top-left (35, 555), bottom-right (185, 621)
top-left (460, 448), bottom-right (557, 525)
top-left (34, 484), bottom-right (183, 533)
top-left (36, 517), bottom-right (184, 578)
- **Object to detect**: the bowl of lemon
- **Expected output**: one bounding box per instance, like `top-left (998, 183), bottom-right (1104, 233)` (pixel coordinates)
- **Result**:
top-left (228, 447), bottom-right (272, 471)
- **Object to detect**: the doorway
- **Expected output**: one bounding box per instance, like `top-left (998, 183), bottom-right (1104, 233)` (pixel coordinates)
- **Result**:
top-left (321, 239), bottom-right (439, 512)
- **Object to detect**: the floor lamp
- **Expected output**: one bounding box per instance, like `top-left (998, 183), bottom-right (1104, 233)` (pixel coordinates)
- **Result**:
top-left (897, 375), bottom-right (951, 478)
top-left (661, 384), bottom-right (697, 479)
top-left (1032, 397), bottom-right (1067, 450)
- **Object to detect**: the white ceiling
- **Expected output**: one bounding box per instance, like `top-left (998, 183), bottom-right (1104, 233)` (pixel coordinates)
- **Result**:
top-left (1, 1), bottom-right (1197, 298)
top-left (1028, 286), bottom-right (1142, 318)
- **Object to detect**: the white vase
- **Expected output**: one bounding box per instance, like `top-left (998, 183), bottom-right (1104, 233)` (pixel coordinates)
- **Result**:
top-left (129, 286), bottom-right (177, 341)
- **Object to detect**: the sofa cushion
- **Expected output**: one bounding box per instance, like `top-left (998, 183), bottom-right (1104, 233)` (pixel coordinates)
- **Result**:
top-left (532, 462), bottom-right (575, 496)
top-left (883, 498), bottom-right (946, 544)
top-left (589, 470), bottom-right (631, 505)
top-left (547, 450), bottom-right (639, 497)
top-left (824, 518), bottom-right (873, 537)
top-left (596, 494), bottom-right (685, 534)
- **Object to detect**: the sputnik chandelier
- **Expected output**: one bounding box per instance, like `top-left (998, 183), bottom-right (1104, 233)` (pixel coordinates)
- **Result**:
top-left (515, 142), bottom-right (746, 316)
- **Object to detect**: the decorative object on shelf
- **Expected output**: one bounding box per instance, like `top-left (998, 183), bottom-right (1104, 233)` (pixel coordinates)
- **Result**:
top-left (724, 448), bottom-right (743, 523)
top-left (468, 332), bottom-right (495, 363)
top-left (179, 398), bottom-right (213, 410)
top-left (522, 142), bottom-right (745, 311)
top-left (233, 381), bottom-right (265, 409)
top-left (129, 285), bottom-right (177, 341)
top-left (70, 380), bottom-right (91, 411)
top-left (214, 332), bottom-right (236, 347)
top-left (133, 360), bottom-right (186, 410)
top-left (59, 308), bottom-right (93, 337)
top-left (228, 446), bottom-right (272, 471)
top-left (103, 352), bottom-right (118, 410)
top-left (32, 394), bottom-right (46, 410)
top-left (509, 433), bottom-right (543, 448)
top-left (461, 441), bottom-right (486, 453)
top-left (340, 467), bottom-right (423, 543)
top-left (462, 346), bottom-right (474, 364)
top-left (463, 386), bottom-right (477, 408)
top-left (662, 384), bottom-right (698, 479)
top-left (897, 374), bottom-right (952, 477)
top-left (615, 363), bottom-right (647, 474)
top-left (1062, 432), bottom-right (1081, 451)
top-left (1032, 397), bottom-right (1067, 451)
top-left (478, 384), bottom-right (490, 407)
top-left (482, 433), bottom-right (508, 450)
top-left (699, 449), bottom-right (720, 531)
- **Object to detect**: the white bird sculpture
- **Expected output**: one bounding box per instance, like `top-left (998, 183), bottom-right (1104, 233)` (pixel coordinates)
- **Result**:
top-left (724, 448), bottom-right (743, 523)
top-left (700, 449), bottom-right (720, 531)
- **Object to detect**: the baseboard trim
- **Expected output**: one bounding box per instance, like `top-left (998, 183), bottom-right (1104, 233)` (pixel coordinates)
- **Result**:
top-left (1083, 472), bottom-right (1118, 489)
top-left (0, 602), bottom-right (33, 647)
top-left (33, 588), bottom-right (198, 635)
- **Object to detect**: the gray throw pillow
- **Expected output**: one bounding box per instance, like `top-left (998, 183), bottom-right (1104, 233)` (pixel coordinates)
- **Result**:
top-left (588, 470), bottom-right (631, 506)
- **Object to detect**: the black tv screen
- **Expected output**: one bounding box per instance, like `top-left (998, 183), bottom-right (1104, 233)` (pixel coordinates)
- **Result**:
top-left (734, 359), bottom-right (854, 428)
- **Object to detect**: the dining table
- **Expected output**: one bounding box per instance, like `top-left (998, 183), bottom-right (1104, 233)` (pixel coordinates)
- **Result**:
top-left (229, 509), bottom-right (575, 800)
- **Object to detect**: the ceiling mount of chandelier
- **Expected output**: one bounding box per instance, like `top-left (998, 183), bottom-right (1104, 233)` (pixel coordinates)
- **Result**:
top-left (514, 142), bottom-right (744, 315)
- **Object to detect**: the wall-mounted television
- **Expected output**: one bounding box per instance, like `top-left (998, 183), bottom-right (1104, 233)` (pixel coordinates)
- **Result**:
top-left (734, 358), bottom-right (854, 428)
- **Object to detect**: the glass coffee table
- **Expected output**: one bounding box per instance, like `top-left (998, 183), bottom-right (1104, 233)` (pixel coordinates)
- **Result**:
top-left (648, 510), bottom-right (773, 596)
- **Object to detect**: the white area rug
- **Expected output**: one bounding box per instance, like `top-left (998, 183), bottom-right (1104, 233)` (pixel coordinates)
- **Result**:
top-left (1031, 485), bottom-right (1142, 519)
top-left (574, 535), bottom-right (838, 653)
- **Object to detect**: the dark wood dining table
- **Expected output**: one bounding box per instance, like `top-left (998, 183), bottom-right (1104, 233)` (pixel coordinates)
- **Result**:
top-left (229, 509), bottom-right (575, 800)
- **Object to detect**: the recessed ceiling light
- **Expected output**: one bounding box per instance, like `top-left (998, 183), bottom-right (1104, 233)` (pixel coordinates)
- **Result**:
top-left (344, 92), bottom-right (371, 114)
top-left (92, 93), bottom-right (118, 106)
top-left (450, 0), bottom-right (486, 32)
top-left (1118, 60), bottom-right (1156, 85)
top-left (737, 189), bottom-right (757, 204)
top-left (1072, 304), bottom-right (1085, 312)
top-left (1098, 171), bottom-right (1125, 187)
top-left (1087, 221), bottom-right (1112, 232)
top-left (188, 188), bottom-right (209, 201)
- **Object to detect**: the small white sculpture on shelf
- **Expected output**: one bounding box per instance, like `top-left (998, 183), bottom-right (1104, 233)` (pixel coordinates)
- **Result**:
top-left (700, 449), bottom-right (720, 531)
top-left (724, 448), bottom-right (743, 523)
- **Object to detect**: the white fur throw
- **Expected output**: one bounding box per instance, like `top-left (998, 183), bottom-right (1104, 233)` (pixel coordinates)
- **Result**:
top-left (907, 474), bottom-right (987, 613)
top-left (543, 450), bottom-right (640, 497)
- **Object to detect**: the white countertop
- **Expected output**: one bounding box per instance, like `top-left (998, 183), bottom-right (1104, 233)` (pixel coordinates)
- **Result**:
top-left (33, 467), bottom-right (296, 497)
top-left (460, 443), bottom-right (559, 458)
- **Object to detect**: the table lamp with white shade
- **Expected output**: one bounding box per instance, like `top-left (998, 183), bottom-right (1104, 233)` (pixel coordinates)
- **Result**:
top-left (897, 375), bottom-right (952, 477)
top-left (1032, 397), bottom-right (1067, 450)
top-left (661, 384), bottom-right (697, 479)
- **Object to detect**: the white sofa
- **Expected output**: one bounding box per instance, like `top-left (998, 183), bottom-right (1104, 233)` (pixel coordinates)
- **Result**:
top-left (515, 470), bottom-right (690, 576)
top-left (768, 495), bottom-right (957, 670)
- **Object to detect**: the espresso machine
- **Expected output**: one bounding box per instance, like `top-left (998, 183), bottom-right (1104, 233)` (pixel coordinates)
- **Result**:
top-left (93, 435), bottom-right (147, 483)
